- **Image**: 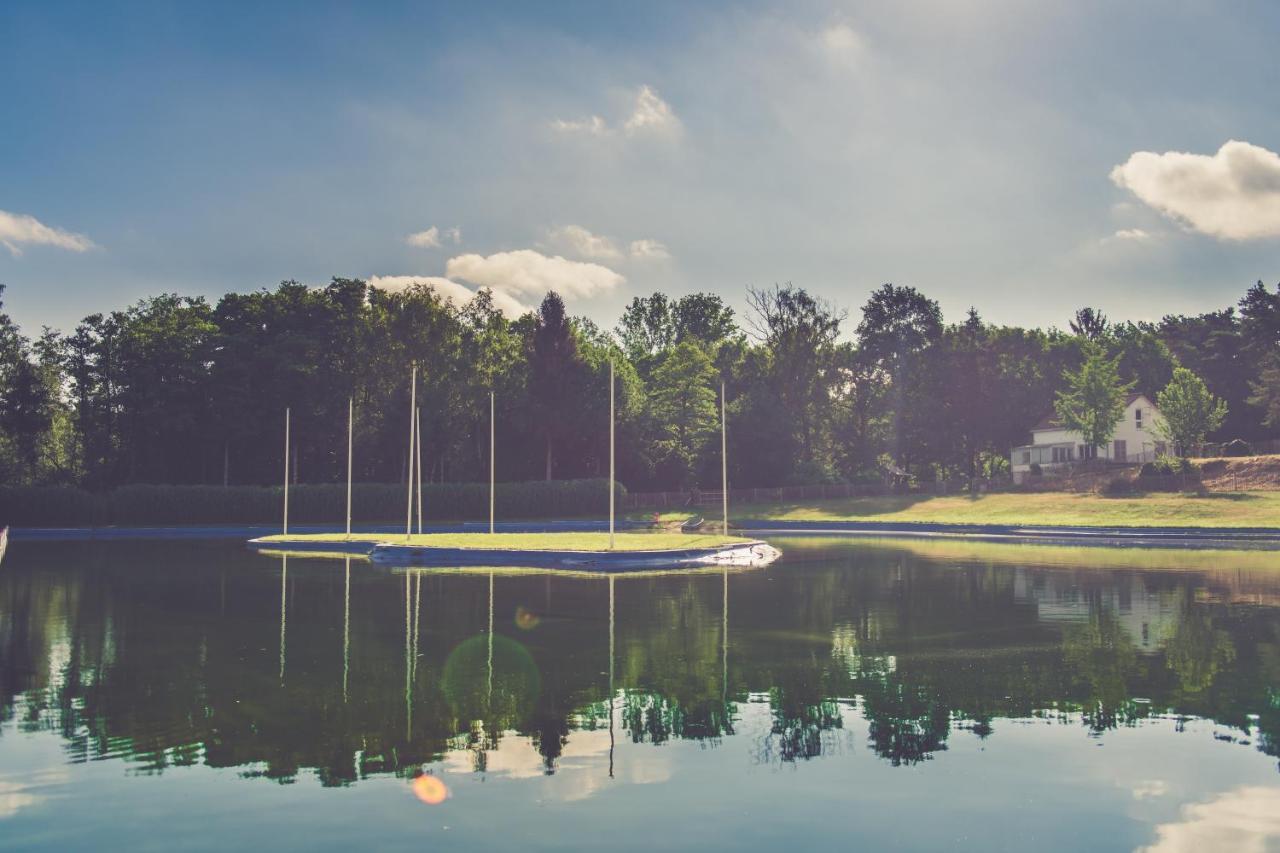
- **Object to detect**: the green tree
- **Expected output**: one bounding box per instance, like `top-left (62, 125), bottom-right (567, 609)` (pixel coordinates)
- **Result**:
top-left (855, 284), bottom-right (943, 473)
top-left (671, 293), bottom-right (737, 348)
top-left (529, 292), bottom-right (584, 480)
top-left (1156, 367), bottom-right (1228, 456)
top-left (647, 341), bottom-right (718, 487)
top-left (747, 284), bottom-right (845, 479)
top-left (1054, 348), bottom-right (1133, 457)
top-left (1248, 353), bottom-right (1280, 429)
top-left (1106, 321), bottom-right (1175, 395)
top-left (616, 293), bottom-right (673, 373)
top-left (1069, 307), bottom-right (1109, 340)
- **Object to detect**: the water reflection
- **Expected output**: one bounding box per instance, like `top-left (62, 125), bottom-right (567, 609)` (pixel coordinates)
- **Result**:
top-left (1, 537), bottom-right (1278, 790)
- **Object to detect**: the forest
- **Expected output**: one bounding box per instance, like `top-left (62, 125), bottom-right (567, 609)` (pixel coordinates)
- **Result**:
top-left (0, 277), bottom-right (1277, 492)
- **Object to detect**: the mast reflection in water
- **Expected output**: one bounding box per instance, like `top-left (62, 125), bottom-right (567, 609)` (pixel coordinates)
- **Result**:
top-left (1, 536), bottom-right (1278, 851)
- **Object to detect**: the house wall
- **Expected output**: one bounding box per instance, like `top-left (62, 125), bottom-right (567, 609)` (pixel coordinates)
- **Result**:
top-left (1011, 395), bottom-right (1167, 480)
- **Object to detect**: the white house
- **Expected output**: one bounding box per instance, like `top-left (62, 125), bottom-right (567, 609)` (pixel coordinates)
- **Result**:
top-left (1010, 393), bottom-right (1166, 483)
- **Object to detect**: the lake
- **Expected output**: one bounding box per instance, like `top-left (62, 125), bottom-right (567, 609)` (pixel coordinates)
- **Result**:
top-left (1, 536), bottom-right (1278, 851)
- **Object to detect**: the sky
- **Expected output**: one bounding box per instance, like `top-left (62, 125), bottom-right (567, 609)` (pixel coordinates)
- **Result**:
top-left (1, 0), bottom-right (1278, 337)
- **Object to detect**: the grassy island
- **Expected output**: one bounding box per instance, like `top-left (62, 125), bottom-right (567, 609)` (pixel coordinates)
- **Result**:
top-left (254, 531), bottom-right (753, 551)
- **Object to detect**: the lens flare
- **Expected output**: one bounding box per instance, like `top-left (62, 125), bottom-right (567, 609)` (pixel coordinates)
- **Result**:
top-left (411, 774), bottom-right (449, 805)
top-left (514, 605), bottom-right (540, 631)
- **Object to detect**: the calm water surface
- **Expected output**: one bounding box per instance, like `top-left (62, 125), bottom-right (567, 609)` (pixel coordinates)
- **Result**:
top-left (1, 536), bottom-right (1279, 851)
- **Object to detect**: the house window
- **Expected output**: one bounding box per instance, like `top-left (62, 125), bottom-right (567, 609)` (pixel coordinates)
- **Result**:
top-left (1135, 408), bottom-right (1143, 429)
top-left (1021, 451), bottom-right (1031, 465)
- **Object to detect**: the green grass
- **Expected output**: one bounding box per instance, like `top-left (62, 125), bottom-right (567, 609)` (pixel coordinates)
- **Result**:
top-left (255, 531), bottom-right (752, 551)
top-left (637, 490), bottom-right (1280, 529)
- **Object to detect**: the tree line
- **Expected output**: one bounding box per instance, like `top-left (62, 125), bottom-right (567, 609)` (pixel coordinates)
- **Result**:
top-left (0, 277), bottom-right (1277, 491)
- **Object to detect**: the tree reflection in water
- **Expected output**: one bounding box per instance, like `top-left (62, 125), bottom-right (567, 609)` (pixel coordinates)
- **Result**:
top-left (1, 537), bottom-right (1278, 786)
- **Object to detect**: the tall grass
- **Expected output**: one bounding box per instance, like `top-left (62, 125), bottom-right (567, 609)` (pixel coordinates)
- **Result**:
top-left (0, 479), bottom-right (624, 527)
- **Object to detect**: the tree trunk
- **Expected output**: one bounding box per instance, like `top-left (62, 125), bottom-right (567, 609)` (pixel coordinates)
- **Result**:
top-left (545, 437), bottom-right (553, 481)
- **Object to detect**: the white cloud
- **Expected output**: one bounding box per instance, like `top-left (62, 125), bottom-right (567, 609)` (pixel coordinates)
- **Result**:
top-left (549, 225), bottom-right (671, 262)
top-left (1112, 228), bottom-right (1152, 241)
top-left (628, 238), bottom-right (671, 260)
top-left (550, 224), bottom-right (623, 260)
top-left (1110, 140), bottom-right (1280, 241)
top-left (622, 85), bottom-right (681, 136)
top-left (551, 115), bottom-right (609, 136)
top-left (446, 249), bottom-right (624, 299)
top-left (406, 226), bottom-right (441, 248)
top-left (1132, 779), bottom-right (1169, 800)
top-left (366, 274), bottom-right (529, 318)
top-left (0, 209), bottom-right (95, 256)
top-left (1138, 786), bottom-right (1280, 853)
top-left (551, 85), bottom-right (680, 139)
top-left (405, 226), bottom-right (462, 248)
top-left (1098, 227), bottom-right (1155, 246)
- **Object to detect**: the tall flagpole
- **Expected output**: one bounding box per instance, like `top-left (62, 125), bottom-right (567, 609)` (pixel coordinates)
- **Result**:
top-left (609, 359), bottom-right (615, 550)
top-left (415, 407), bottom-right (424, 535)
top-left (282, 407), bottom-right (290, 535)
top-left (345, 396), bottom-right (354, 538)
top-left (489, 391), bottom-right (495, 535)
top-left (406, 365), bottom-right (417, 541)
top-left (721, 382), bottom-right (728, 535)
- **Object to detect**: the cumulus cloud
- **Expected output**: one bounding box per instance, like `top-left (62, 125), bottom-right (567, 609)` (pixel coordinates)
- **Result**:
top-left (549, 225), bottom-right (671, 262)
top-left (628, 238), bottom-right (670, 260)
top-left (1110, 140), bottom-right (1280, 240)
top-left (446, 249), bottom-right (624, 299)
top-left (551, 115), bottom-right (609, 136)
top-left (366, 274), bottom-right (529, 318)
top-left (405, 226), bottom-right (441, 248)
top-left (622, 86), bottom-right (681, 136)
top-left (550, 224), bottom-right (623, 260)
top-left (405, 226), bottom-right (461, 248)
top-left (552, 85), bottom-right (680, 139)
top-left (1097, 227), bottom-right (1155, 246)
top-left (0, 209), bottom-right (95, 256)
top-left (1112, 228), bottom-right (1152, 241)
top-left (1131, 779), bottom-right (1168, 800)
top-left (1138, 786), bottom-right (1280, 853)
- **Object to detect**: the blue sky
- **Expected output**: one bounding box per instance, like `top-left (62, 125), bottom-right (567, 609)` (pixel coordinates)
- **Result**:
top-left (2, 0), bottom-right (1278, 336)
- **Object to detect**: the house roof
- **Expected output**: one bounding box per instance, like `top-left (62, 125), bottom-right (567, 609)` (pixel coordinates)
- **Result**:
top-left (1032, 393), bottom-right (1148, 432)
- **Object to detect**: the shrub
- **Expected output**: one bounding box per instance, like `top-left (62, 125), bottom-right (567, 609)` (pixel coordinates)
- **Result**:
top-left (1028, 463), bottom-right (1042, 477)
top-left (1140, 457), bottom-right (1194, 477)
top-left (1101, 476), bottom-right (1138, 496)
top-left (1134, 457), bottom-right (1200, 492)
top-left (0, 479), bottom-right (624, 528)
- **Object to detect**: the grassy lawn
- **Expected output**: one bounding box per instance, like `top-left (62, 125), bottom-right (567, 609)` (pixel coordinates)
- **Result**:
top-left (637, 490), bottom-right (1280, 529)
top-left (255, 531), bottom-right (752, 551)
